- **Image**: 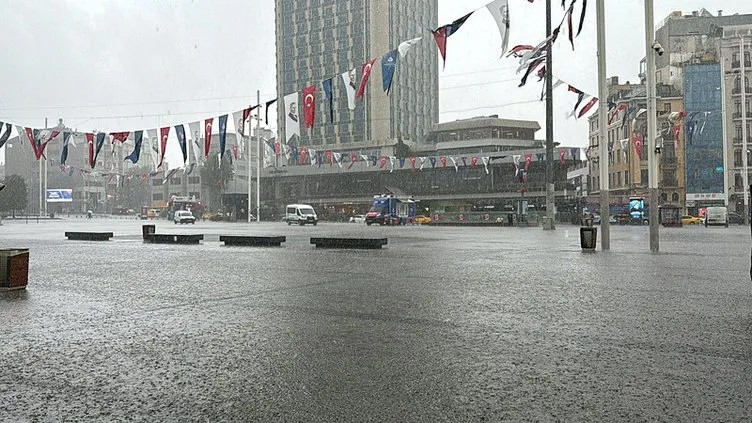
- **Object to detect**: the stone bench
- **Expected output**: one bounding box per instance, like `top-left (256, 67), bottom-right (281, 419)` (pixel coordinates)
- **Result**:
top-left (310, 237), bottom-right (388, 249)
top-left (220, 236), bottom-right (286, 247)
top-left (65, 232), bottom-right (114, 241)
top-left (0, 248), bottom-right (29, 291)
top-left (144, 234), bottom-right (203, 244)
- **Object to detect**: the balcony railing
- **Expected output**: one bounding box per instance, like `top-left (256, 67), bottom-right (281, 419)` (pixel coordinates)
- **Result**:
top-left (732, 112), bottom-right (752, 119)
top-left (732, 87), bottom-right (752, 94)
top-left (732, 60), bottom-right (752, 68)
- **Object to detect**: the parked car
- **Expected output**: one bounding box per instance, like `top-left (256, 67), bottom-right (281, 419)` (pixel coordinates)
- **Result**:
top-left (414, 215), bottom-right (432, 225)
top-left (728, 211), bottom-right (746, 225)
top-left (174, 210), bottom-right (196, 224)
top-left (681, 215), bottom-right (703, 225)
top-left (349, 215), bottom-right (366, 223)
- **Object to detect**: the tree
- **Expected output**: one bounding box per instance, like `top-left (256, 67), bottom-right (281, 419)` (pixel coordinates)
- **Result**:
top-left (0, 174), bottom-right (28, 218)
top-left (200, 153), bottom-right (234, 212)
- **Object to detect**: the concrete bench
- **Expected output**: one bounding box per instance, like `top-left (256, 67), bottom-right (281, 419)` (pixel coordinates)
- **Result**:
top-left (310, 237), bottom-right (388, 249)
top-left (65, 232), bottom-right (113, 241)
top-left (220, 236), bottom-right (286, 247)
top-left (0, 248), bottom-right (29, 291)
top-left (144, 234), bottom-right (203, 244)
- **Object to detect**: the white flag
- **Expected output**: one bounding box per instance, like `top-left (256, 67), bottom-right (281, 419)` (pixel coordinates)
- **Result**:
top-left (232, 110), bottom-right (247, 138)
top-left (263, 141), bottom-right (275, 168)
top-left (419, 157), bottom-right (427, 170)
top-left (284, 92), bottom-right (300, 143)
top-left (333, 152), bottom-right (342, 168)
top-left (482, 157), bottom-right (490, 175)
top-left (360, 154), bottom-right (370, 166)
top-left (389, 156), bottom-right (395, 173)
top-left (146, 129), bottom-right (159, 171)
top-left (341, 69), bottom-right (357, 110)
top-left (188, 121), bottom-right (202, 166)
top-left (398, 36), bottom-right (422, 58)
top-left (450, 157), bottom-right (458, 172)
top-left (310, 148), bottom-right (317, 166)
top-left (486, 0), bottom-right (510, 57)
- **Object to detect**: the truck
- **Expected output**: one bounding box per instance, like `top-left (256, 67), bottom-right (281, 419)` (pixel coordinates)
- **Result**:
top-left (365, 195), bottom-right (416, 226)
top-left (167, 196), bottom-right (203, 221)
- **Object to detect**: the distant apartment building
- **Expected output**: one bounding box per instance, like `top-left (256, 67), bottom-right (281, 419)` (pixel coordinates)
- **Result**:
top-left (275, 0), bottom-right (438, 149)
top-left (587, 77), bottom-right (686, 211)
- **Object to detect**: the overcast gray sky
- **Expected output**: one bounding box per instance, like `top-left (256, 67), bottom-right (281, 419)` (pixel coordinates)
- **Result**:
top-left (1, 0), bottom-right (750, 165)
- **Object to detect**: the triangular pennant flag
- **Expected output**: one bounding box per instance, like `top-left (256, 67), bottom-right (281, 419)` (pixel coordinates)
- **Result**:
top-left (322, 78), bottom-right (334, 123)
top-left (486, 0), bottom-right (510, 56)
top-left (524, 154), bottom-right (532, 171)
top-left (399, 158), bottom-right (406, 168)
top-left (577, 97), bottom-right (599, 119)
top-left (389, 156), bottom-right (395, 173)
top-left (360, 154), bottom-right (370, 166)
top-left (481, 157), bottom-right (490, 174)
top-left (265, 98), bottom-right (277, 125)
top-left (433, 12), bottom-right (474, 68)
top-left (175, 124), bottom-right (188, 165)
top-left (188, 121), bottom-right (202, 165)
top-left (430, 157), bottom-right (437, 168)
top-left (450, 157), bottom-right (459, 172)
top-left (94, 132), bottom-right (107, 166)
top-left (356, 58), bottom-right (377, 101)
top-left (0, 123), bottom-right (12, 149)
top-left (342, 69), bottom-right (357, 110)
top-left (379, 156), bottom-right (387, 169)
top-left (218, 115), bottom-right (228, 160)
top-left (419, 157), bottom-right (427, 171)
top-left (381, 50), bottom-right (398, 95)
top-left (440, 156), bottom-right (447, 168)
top-left (60, 132), bottom-right (72, 166)
top-left (398, 36), bottom-right (422, 58)
top-left (158, 127), bottom-right (170, 168)
top-left (124, 130), bottom-right (143, 164)
top-left (470, 156), bottom-right (478, 169)
top-left (204, 118), bottom-right (213, 158)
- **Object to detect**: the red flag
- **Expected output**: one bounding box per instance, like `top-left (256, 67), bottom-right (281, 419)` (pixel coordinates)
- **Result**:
top-left (560, 149), bottom-right (566, 165)
top-left (345, 152), bottom-right (358, 170)
top-left (379, 156), bottom-right (387, 169)
top-left (432, 27), bottom-right (448, 67)
top-left (86, 133), bottom-right (95, 168)
top-left (577, 97), bottom-right (599, 119)
top-left (524, 154), bottom-right (532, 171)
top-left (673, 125), bottom-right (681, 150)
top-left (111, 132), bottom-right (129, 143)
top-left (325, 151), bottom-right (333, 166)
top-left (299, 148), bottom-right (308, 165)
top-left (355, 59), bottom-right (377, 101)
top-left (158, 127), bottom-right (170, 168)
top-left (204, 118), bottom-right (213, 157)
top-left (634, 133), bottom-right (643, 160)
top-left (471, 156), bottom-right (478, 168)
top-left (274, 142), bottom-right (281, 155)
top-left (409, 157), bottom-right (416, 173)
top-left (303, 85), bottom-right (316, 128)
top-left (440, 156), bottom-right (447, 167)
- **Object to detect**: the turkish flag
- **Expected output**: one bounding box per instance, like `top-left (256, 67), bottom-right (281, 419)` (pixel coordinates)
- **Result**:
top-left (111, 132), bottom-right (129, 143)
top-left (204, 118), bottom-right (213, 157)
top-left (355, 58), bottom-right (377, 101)
top-left (440, 156), bottom-right (447, 167)
top-left (560, 149), bottom-right (566, 165)
top-left (299, 148), bottom-right (308, 165)
top-left (471, 156), bottom-right (478, 168)
top-left (379, 156), bottom-right (387, 169)
top-left (634, 133), bottom-right (643, 160)
top-left (303, 85), bottom-right (316, 129)
top-left (347, 152), bottom-right (358, 170)
top-left (86, 133), bottom-right (94, 168)
top-left (325, 151), bottom-right (333, 166)
top-left (158, 127), bottom-right (170, 168)
top-left (524, 154), bottom-right (532, 171)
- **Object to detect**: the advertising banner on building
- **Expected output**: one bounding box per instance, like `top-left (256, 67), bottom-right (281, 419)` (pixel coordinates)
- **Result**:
top-left (46, 189), bottom-right (73, 203)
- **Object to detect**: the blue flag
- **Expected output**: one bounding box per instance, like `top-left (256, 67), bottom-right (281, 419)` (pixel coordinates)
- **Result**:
top-left (322, 78), bottom-right (334, 123)
top-left (461, 157), bottom-right (467, 167)
top-left (125, 131), bottom-right (143, 164)
top-left (94, 132), bottom-right (107, 164)
top-left (218, 115), bottom-right (228, 159)
top-left (0, 123), bottom-right (11, 149)
top-left (430, 157), bottom-right (437, 168)
top-left (175, 124), bottom-right (187, 164)
top-left (381, 50), bottom-right (398, 94)
top-left (60, 132), bottom-right (71, 166)
top-left (536, 153), bottom-right (544, 162)
top-left (399, 158), bottom-right (406, 168)
top-left (570, 148), bottom-right (579, 160)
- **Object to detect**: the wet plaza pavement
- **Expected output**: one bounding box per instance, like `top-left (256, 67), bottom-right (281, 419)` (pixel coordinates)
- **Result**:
top-left (1, 218), bottom-right (750, 421)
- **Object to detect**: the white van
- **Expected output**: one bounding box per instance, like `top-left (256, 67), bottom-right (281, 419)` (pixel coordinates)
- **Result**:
top-left (284, 204), bottom-right (318, 226)
top-left (705, 206), bottom-right (728, 227)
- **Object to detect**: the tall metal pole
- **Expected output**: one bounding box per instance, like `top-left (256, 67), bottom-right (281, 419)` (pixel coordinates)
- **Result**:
top-left (741, 35), bottom-right (749, 225)
top-left (256, 90), bottom-right (261, 223)
top-left (44, 118), bottom-right (48, 217)
top-left (247, 103), bottom-right (252, 223)
top-left (544, 0), bottom-right (555, 230)
top-left (645, 0), bottom-right (659, 252)
top-left (596, 0), bottom-right (610, 250)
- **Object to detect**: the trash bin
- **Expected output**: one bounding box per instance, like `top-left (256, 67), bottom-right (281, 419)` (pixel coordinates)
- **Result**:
top-left (142, 224), bottom-right (156, 240)
top-left (580, 227), bottom-right (597, 251)
top-left (0, 248), bottom-right (30, 291)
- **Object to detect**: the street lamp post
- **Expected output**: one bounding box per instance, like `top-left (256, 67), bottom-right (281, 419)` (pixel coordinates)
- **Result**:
top-left (645, 0), bottom-right (660, 252)
top-left (596, 0), bottom-right (610, 250)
